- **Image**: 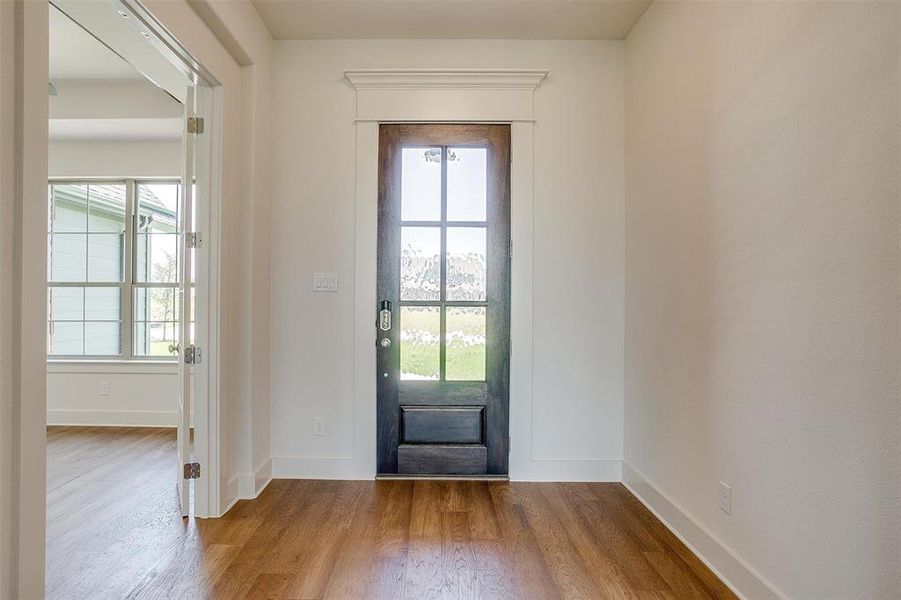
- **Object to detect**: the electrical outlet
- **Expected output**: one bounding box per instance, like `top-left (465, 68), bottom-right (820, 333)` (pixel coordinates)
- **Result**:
top-left (100, 381), bottom-right (110, 397)
top-left (719, 481), bottom-right (732, 515)
top-left (312, 417), bottom-right (326, 436)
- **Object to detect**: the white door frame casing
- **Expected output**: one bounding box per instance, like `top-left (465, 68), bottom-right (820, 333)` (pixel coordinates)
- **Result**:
top-left (11, 2), bottom-right (50, 596)
top-left (342, 69), bottom-right (548, 479)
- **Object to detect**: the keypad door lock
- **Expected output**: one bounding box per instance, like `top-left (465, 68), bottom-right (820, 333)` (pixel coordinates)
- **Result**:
top-left (379, 300), bottom-right (392, 331)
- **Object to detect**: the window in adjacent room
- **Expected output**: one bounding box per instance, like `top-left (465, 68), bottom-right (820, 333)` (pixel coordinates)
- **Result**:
top-left (47, 179), bottom-right (192, 359)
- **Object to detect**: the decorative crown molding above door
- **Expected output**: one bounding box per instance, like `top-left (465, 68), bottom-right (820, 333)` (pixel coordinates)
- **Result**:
top-left (343, 68), bottom-right (549, 122)
top-left (344, 69), bottom-right (548, 90)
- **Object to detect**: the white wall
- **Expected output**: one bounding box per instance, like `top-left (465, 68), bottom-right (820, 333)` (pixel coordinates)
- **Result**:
top-left (624, 2), bottom-right (901, 598)
top-left (47, 363), bottom-right (179, 427)
top-left (269, 40), bottom-right (624, 479)
top-left (48, 79), bottom-right (182, 120)
top-left (49, 141), bottom-right (181, 178)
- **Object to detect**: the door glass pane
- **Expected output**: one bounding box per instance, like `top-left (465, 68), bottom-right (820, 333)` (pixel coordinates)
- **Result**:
top-left (401, 227), bottom-right (440, 301)
top-left (446, 227), bottom-right (486, 301)
top-left (400, 306), bottom-right (440, 380)
top-left (50, 184), bottom-right (88, 232)
top-left (401, 147), bottom-right (441, 221)
top-left (446, 307), bottom-right (486, 381)
top-left (447, 148), bottom-right (487, 221)
top-left (48, 233), bottom-right (87, 282)
top-left (87, 184), bottom-right (126, 233)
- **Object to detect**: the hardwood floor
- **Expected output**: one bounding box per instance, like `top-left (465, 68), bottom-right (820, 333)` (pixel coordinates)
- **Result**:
top-left (47, 426), bottom-right (737, 599)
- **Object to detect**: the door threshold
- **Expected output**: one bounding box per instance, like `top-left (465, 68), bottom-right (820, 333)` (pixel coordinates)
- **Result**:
top-left (376, 474), bottom-right (509, 481)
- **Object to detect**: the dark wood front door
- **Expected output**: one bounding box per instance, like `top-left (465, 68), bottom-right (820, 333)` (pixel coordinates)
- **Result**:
top-left (377, 124), bottom-right (511, 476)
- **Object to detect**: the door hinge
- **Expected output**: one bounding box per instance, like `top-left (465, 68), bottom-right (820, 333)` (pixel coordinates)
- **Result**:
top-left (184, 345), bottom-right (202, 364)
top-left (183, 462), bottom-right (201, 479)
top-left (187, 117), bottom-right (204, 134)
top-left (186, 232), bottom-right (202, 249)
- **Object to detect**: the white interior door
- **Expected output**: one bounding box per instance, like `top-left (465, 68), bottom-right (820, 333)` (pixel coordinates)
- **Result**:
top-left (190, 84), bottom-right (214, 517)
top-left (176, 85), bottom-right (196, 517)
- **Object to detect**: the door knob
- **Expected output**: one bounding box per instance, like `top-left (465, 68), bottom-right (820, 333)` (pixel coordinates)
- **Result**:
top-left (168, 343), bottom-right (180, 354)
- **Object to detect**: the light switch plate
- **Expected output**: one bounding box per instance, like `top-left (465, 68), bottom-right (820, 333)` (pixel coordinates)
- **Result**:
top-left (313, 272), bottom-right (338, 292)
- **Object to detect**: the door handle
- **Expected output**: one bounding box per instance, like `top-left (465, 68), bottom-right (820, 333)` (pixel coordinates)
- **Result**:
top-left (379, 300), bottom-right (392, 331)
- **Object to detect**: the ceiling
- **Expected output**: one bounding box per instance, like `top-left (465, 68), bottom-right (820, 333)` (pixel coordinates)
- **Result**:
top-left (251, 0), bottom-right (652, 40)
top-left (49, 4), bottom-right (142, 80)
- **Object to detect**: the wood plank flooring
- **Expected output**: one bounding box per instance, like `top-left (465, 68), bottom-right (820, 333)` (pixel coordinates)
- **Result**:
top-left (47, 426), bottom-right (737, 600)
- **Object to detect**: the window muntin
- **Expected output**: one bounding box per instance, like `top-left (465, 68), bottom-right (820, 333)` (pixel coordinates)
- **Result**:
top-left (47, 179), bottom-right (188, 360)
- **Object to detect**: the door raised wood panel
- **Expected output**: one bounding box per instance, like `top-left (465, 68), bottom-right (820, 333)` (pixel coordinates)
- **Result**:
top-left (402, 406), bottom-right (483, 444)
top-left (398, 444), bottom-right (487, 475)
top-left (398, 382), bottom-right (488, 406)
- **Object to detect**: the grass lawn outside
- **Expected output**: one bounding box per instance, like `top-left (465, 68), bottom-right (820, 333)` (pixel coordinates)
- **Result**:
top-left (401, 306), bottom-right (486, 381)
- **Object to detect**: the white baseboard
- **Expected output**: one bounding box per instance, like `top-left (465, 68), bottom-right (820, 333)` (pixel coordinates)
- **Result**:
top-left (238, 459), bottom-right (272, 499)
top-left (510, 459), bottom-right (622, 482)
top-left (621, 462), bottom-right (784, 600)
top-left (224, 459), bottom-right (274, 516)
top-left (271, 456), bottom-right (621, 482)
top-left (47, 409), bottom-right (177, 427)
top-left (272, 455), bottom-right (369, 479)
top-left (224, 477), bottom-right (240, 514)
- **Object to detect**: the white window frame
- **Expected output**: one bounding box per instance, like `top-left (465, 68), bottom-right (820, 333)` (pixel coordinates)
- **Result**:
top-left (47, 177), bottom-right (182, 362)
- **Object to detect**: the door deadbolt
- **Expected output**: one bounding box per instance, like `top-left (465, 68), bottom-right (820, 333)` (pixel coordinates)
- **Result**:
top-left (380, 337), bottom-right (391, 348)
